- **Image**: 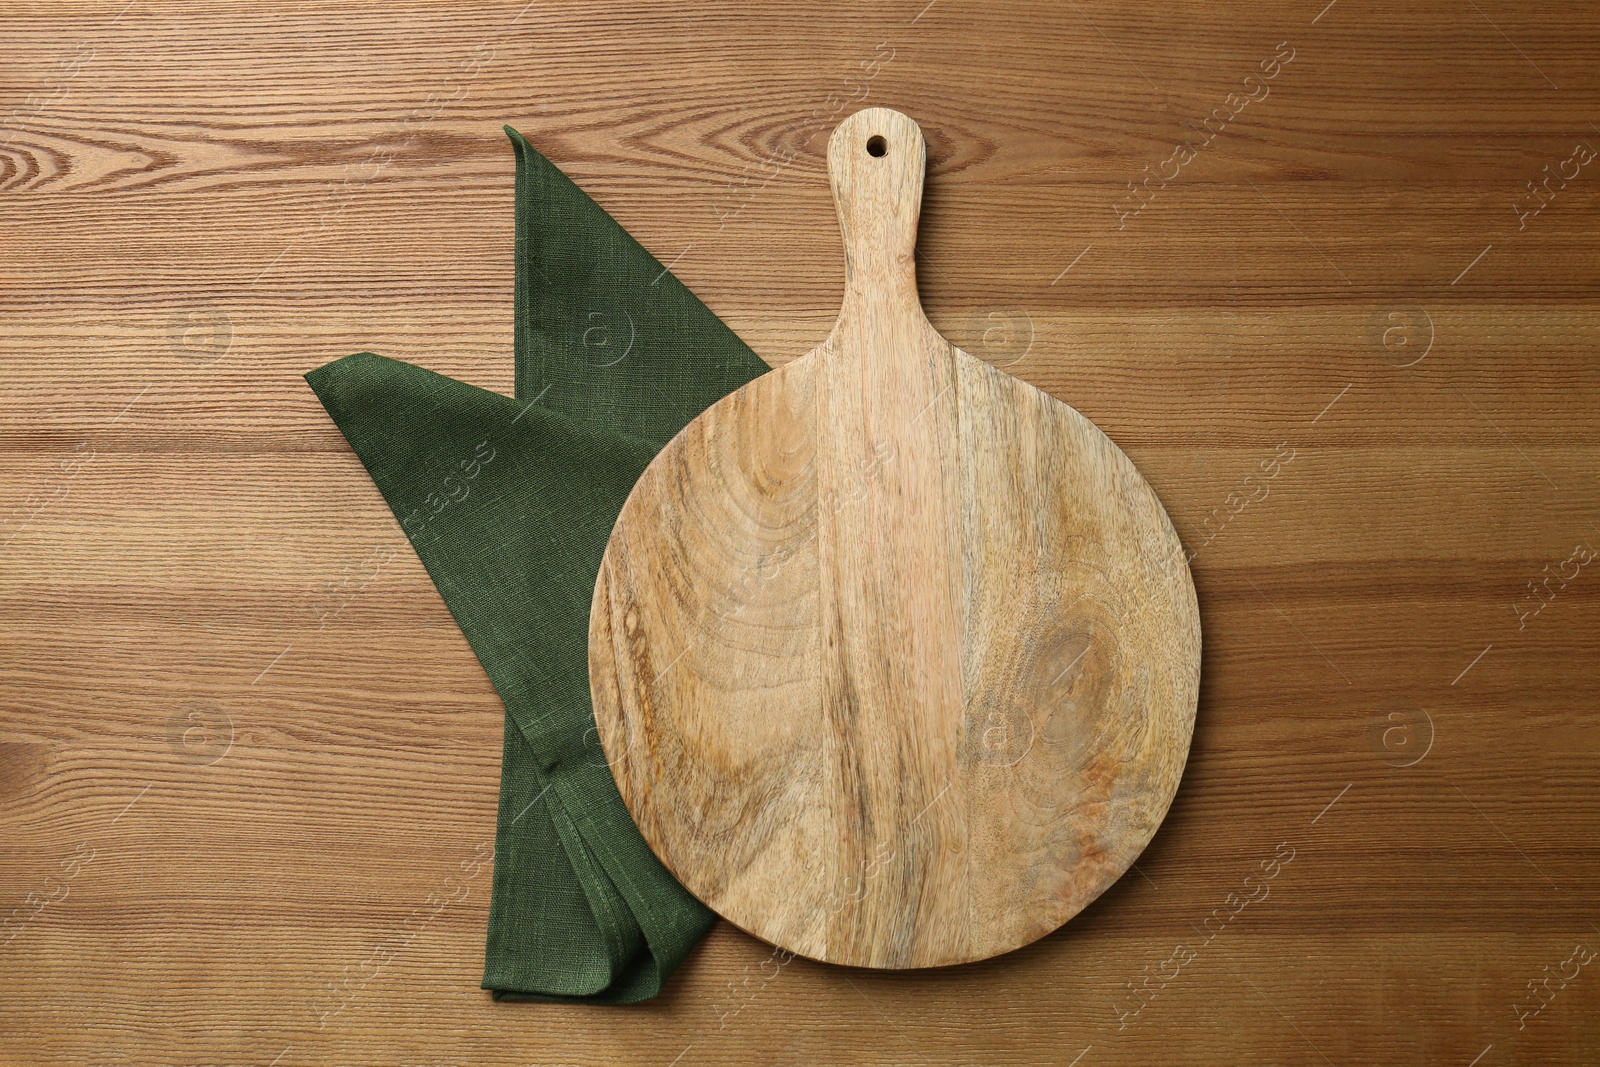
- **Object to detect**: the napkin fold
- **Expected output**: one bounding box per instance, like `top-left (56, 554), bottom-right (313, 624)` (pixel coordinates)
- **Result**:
top-left (304, 125), bottom-right (769, 1002)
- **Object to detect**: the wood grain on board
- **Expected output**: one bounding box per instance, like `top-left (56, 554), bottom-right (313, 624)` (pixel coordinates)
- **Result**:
top-left (2, 1), bottom-right (1598, 1064)
top-left (590, 108), bottom-right (1200, 969)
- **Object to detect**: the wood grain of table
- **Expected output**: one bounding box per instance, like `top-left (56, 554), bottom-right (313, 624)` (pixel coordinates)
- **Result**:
top-left (2, 1), bottom-right (1597, 1064)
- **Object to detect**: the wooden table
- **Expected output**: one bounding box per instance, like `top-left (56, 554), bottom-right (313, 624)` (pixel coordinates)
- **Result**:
top-left (3, 2), bottom-right (1596, 1064)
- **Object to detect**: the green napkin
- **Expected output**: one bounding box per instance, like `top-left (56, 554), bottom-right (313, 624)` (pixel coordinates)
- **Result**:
top-left (304, 125), bottom-right (769, 1002)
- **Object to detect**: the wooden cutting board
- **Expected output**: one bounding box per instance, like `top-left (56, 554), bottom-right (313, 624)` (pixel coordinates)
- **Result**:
top-left (589, 107), bottom-right (1200, 969)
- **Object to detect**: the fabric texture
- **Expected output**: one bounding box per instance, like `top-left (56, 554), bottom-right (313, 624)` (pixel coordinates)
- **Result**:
top-left (304, 125), bottom-right (769, 1002)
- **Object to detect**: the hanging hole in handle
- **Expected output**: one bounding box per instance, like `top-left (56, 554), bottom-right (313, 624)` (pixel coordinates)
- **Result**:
top-left (865, 135), bottom-right (887, 157)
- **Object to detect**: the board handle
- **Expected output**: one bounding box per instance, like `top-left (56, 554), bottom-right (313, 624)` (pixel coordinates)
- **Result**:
top-left (827, 108), bottom-right (929, 333)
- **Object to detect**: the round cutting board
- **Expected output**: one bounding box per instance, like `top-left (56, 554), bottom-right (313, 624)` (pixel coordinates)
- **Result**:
top-left (589, 107), bottom-right (1200, 969)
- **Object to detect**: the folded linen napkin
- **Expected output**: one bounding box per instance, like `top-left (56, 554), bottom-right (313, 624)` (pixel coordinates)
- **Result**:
top-left (305, 125), bottom-right (769, 1001)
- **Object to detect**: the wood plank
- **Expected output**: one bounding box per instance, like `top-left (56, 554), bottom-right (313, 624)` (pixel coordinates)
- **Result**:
top-left (3, 0), bottom-right (1599, 1062)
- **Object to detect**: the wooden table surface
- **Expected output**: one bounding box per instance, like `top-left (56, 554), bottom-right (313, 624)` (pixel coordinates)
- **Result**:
top-left (3, 1), bottom-right (1597, 1064)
